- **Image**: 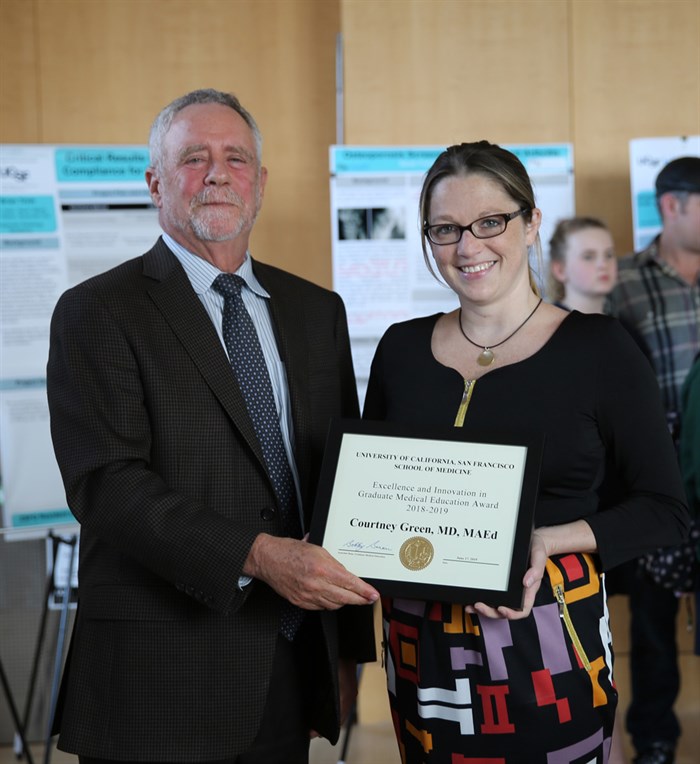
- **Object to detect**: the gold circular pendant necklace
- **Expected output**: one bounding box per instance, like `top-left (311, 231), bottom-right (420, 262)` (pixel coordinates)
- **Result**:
top-left (458, 298), bottom-right (543, 367)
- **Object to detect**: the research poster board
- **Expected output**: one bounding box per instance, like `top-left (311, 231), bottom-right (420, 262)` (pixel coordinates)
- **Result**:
top-left (629, 135), bottom-right (700, 251)
top-left (0, 144), bottom-right (160, 537)
top-left (329, 144), bottom-right (575, 403)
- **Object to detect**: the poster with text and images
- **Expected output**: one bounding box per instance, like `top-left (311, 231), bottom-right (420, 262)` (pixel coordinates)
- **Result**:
top-left (629, 135), bottom-right (700, 251)
top-left (329, 144), bottom-right (575, 404)
top-left (1, 145), bottom-right (161, 537)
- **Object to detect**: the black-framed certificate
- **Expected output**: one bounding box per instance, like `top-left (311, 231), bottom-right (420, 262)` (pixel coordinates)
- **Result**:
top-left (309, 419), bottom-right (543, 609)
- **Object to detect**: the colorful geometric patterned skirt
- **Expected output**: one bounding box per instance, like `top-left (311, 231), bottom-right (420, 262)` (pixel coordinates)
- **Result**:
top-left (383, 553), bottom-right (617, 764)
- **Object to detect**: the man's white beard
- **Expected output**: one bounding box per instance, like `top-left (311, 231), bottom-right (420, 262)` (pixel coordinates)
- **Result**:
top-left (190, 205), bottom-right (251, 242)
top-left (186, 185), bottom-right (260, 242)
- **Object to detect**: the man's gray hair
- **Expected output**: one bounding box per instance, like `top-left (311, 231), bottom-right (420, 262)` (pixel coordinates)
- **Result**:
top-left (148, 88), bottom-right (262, 172)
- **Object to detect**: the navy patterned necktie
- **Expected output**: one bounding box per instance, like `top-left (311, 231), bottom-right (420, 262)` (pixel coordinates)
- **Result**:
top-left (212, 273), bottom-right (303, 639)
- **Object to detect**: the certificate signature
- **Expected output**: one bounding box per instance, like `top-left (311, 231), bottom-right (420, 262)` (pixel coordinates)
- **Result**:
top-left (339, 538), bottom-right (392, 553)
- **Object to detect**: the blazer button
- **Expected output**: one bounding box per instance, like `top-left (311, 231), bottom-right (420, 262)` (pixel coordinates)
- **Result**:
top-left (261, 506), bottom-right (276, 521)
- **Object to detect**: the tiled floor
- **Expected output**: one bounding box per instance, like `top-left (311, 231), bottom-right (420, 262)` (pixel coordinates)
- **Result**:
top-left (2, 597), bottom-right (698, 764)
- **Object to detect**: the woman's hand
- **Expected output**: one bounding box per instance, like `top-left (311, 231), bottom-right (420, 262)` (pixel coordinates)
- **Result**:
top-left (464, 521), bottom-right (596, 620)
top-left (465, 531), bottom-right (548, 620)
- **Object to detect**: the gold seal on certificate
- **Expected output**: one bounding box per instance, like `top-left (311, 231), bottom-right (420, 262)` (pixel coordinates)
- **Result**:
top-left (310, 419), bottom-right (543, 609)
top-left (399, 536), bottom-right (434, 571)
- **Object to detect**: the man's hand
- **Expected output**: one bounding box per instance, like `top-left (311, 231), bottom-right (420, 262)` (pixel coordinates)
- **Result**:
top-left (244, 534), bottom-right (379, 610)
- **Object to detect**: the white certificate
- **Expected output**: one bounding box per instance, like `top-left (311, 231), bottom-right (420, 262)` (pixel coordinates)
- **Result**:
top-left (310, 420), bottom-right (543, 608)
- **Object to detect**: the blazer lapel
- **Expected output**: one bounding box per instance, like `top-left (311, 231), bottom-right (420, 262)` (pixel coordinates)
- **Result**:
top-left (142, 240), bottom-right (267, 470)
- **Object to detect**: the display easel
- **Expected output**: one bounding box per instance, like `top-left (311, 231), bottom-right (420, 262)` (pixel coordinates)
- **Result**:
top-left (13, 532), bottom-right (77, 764)
top-left (0, 657), bottom-right (34, 764)
top-left (337, 664), bottom-right (363, 764)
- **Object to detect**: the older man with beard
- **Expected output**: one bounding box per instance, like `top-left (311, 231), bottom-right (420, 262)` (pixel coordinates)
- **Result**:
top-left (46, 89), bottom-right (378, 764)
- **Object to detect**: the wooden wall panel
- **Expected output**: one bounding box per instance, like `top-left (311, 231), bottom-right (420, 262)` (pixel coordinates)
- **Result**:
top-left (0, 0), bottom-right (40, 142)
top-left (341, 0), bottom-right (700, 256)
top-left (572, 0), bottom-right (700, 254)
top-left (341, 0), bottom-right (571, 146)
top-left (3, 0), bottom-right (698, 278)
top-left (1, 0), bottom-right (341, 285)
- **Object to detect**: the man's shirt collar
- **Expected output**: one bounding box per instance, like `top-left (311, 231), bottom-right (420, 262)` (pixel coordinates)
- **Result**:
top-left (161, 232), bottom-right (270, 299)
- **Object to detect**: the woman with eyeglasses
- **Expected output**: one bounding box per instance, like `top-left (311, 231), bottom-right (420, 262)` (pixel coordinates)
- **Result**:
top-left (362, 141), bottom-right (689, 763)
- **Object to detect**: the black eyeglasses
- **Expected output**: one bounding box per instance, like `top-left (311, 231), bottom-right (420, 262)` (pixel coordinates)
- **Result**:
top-left (424, 208), bottom-right (530, 246)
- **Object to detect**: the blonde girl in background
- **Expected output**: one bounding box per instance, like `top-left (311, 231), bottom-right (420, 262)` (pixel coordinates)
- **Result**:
top-left (548, 217), bottom-right (617, 313)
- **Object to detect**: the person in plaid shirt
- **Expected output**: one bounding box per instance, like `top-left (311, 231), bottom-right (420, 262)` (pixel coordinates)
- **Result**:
top-left (607, 155), bottom-right (700, 764)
